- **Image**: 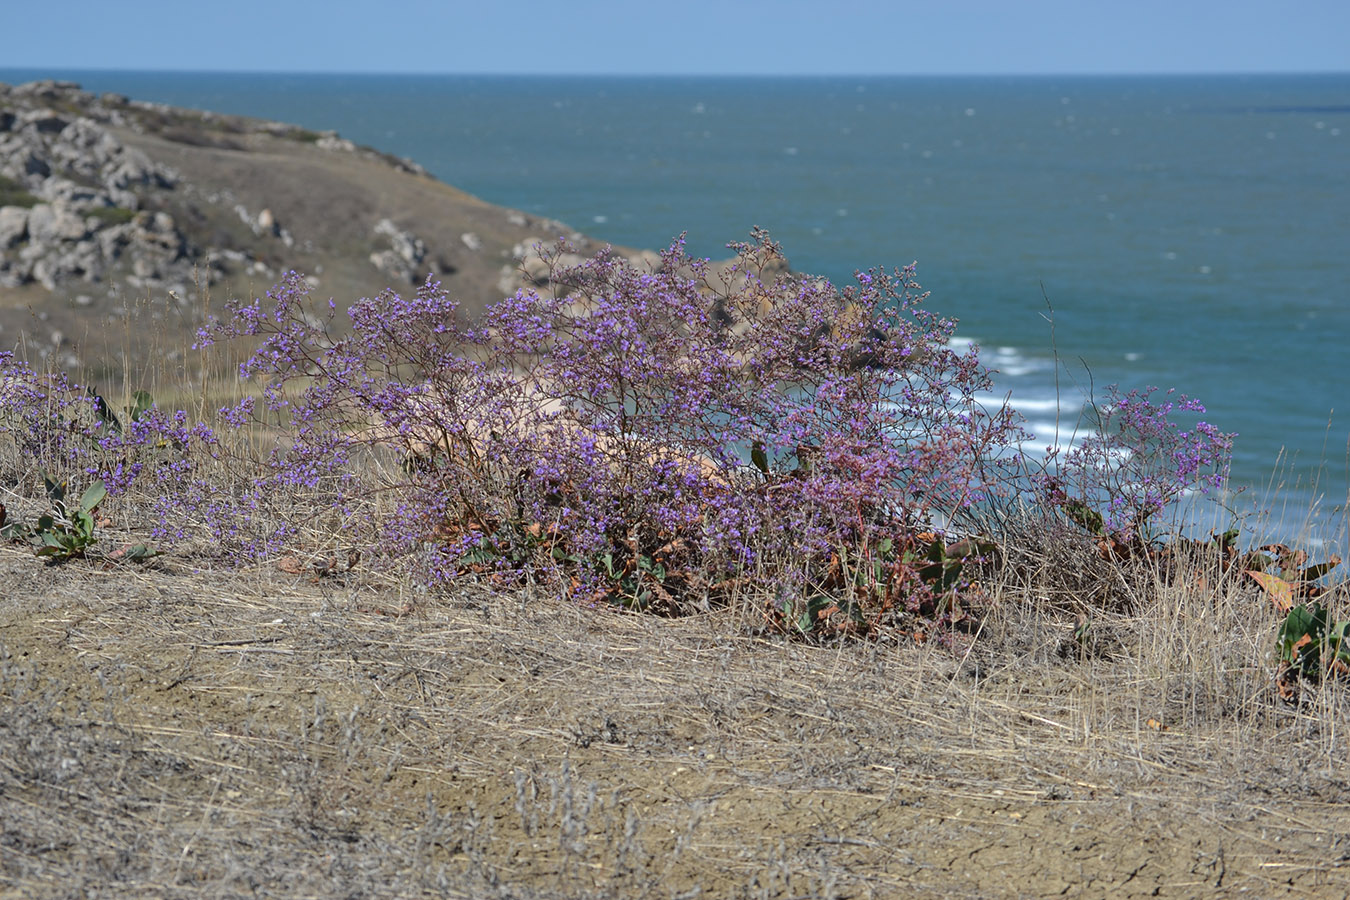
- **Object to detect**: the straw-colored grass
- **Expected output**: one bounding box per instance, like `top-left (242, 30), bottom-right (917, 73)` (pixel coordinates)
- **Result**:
top-left (3, 288), bottom-right (1349, 898)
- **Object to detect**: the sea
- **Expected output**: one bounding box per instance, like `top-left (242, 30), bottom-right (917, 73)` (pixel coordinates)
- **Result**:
top-left (4, 70), bottom-right (1348, 551)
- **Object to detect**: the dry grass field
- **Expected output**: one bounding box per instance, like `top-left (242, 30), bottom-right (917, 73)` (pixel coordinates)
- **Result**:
top-left (4, 524), bottom-right (1350, 898)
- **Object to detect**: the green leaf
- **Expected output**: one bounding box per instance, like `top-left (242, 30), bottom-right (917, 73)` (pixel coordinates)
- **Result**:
top-left (1277, 603), bottom-right (1318, 664)
top-left (128, 390), bottom-right (154, 422)
top-left (1063, 498), bottom-right (1105, 536)
top-left (43, 475), bottom-right (65, 507)
top-left (71, 510), bottom-right (94, 539)
top-left (750, 440), bottom-right (769, 476)
top-left (1298, 554), bottom-right (1342, 584)
top-left (88, 387), bottom-right (123, 434)
top-left (79, 481), bottom-right (107, 515)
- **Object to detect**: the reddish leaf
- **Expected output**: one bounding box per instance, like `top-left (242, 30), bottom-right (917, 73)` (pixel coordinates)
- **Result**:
top-left (277, 556), bottom-right (305, 575)
top-left (1247, 569), bottom-right (1294, 612)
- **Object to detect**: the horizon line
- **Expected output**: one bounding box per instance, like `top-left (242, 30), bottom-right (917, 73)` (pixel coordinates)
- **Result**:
top-left (4, 66), bottom-right (1349, 80)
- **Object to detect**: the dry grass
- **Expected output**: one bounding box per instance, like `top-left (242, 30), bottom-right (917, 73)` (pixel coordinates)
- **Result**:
top-left (3, 527), bottom-right (1350, 898)
top-left (3, 298), bottom-right (1350, 898)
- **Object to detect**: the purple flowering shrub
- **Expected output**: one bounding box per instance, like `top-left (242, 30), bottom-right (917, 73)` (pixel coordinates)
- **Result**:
top-left (188, 232), bottom-right (1022, 630)
top-left (0, 231), bottom-right (1239, 640)
top-left (0, 351), bottom-right (217, 516)
top-left (1040, 386), bottom-right (1236, 546)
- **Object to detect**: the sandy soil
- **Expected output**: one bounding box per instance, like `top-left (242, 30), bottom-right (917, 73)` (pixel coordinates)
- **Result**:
top-left (3, 543), bottom-right (1349, 898)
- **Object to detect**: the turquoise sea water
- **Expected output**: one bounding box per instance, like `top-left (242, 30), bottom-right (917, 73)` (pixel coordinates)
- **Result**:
top-left (4, 70), bottom-right (1348, 547)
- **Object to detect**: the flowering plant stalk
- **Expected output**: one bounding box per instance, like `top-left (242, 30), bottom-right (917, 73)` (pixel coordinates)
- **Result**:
top-left (1041, 386), bottom-right (1235, 544)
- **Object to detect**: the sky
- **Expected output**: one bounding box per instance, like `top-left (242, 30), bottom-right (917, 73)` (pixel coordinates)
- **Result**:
top-left (4, 0), bottom-right (1348, 76)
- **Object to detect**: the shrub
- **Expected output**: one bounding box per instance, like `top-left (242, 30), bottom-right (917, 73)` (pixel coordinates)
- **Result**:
top-left (0, 174), bottom-right (39, 209)
top-left (0, 354), bottom-right (221, 549)
top-left (0, 232), bottom-right (1245, 644)
top-left (86, 205), bottom-right (136, 226)
top-left (191, 231), bottom-right (1022, 630)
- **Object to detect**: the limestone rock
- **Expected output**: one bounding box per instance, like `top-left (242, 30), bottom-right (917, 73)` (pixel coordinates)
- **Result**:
top-left (18, 109), bottom-right (68, 136)
top-left (27, 203), bottom-right (89, 243)
top-left (0, 206), bottom-right (27, 248)
top-left (371, 218), bottom-right (427, 283)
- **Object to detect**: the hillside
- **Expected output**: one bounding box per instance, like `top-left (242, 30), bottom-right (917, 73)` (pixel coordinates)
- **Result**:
top-left (0, 79), bottom-right (655, 376)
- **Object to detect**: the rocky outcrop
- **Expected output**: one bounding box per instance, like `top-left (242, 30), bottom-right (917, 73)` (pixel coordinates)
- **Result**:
top-left (0, 79), bottom-right (625, 309)
top-left (370, 218), bottom-right (428, 284)
top-left (0, 79), bottom-right (755, 378)
top-left (0, 81), bottom-right (187, 290)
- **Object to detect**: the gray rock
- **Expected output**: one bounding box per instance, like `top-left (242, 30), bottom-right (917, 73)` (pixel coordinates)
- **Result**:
top-left (316, 135), bottom-right (356, 153)
top-left (30, 240), bottom-right (105, 289)
top-left (373, 217), bottom-right (426, 266)
top-left (0, 206), bottom-right (28, 247)
top-left (37, 176), bottom-right (109, 211)
top-left (52, 118), bottom-right (122, 176)
top-left (27, 203), bottom-right (89, 243)
top-left (370, 248), bottom-right (414, 284)
top-left (11, 81), bottom-right (83, 103)
top-left (131, 255), bottom-right (158, 279)
top-left (30, 256), bottom-right (58, 290)
top-left (104, 146), bottom-right (174, 190)
top-left (19, 108), bottom-right (68, 135)
top-left (97, 222), bottom-right (133, 260)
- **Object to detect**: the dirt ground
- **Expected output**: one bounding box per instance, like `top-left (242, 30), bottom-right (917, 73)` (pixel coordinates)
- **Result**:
top-left (3, 543), bottom-right (1350, 899)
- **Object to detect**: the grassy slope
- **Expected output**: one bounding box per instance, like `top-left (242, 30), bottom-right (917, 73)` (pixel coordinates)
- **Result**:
top-left (2, 532), bottom-right (1349, 898)
top-left (2, 101), bottom-right (645, 385)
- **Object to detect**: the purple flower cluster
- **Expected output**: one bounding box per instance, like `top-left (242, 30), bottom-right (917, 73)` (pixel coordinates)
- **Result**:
top-left (0, 352), bottom-right (215, 496)
top-left (192, 232), bottom-right (1023, 600)
top-left (0, 233), bottom-right (1236, 614)
top-left (1044, 386), bottom-right (1236, 541)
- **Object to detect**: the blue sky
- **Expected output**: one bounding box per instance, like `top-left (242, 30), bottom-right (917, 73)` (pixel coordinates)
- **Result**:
top-left (5, 0), bottom-right (1347, 75)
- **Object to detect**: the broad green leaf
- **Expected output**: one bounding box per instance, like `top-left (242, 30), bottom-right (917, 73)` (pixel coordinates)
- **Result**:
top-left (750, 440), bottom-right (769, 476)
top-left (88, 387), bottom-right (122, 434)
top-left (78, 481), bottom-right (107, 515)
top-left (43, 476), bottom-right (65, 506)
top-left (1063, 499), bottom-right (1104, 536)
top-left (1298, 555), bottom-right (1342, 583)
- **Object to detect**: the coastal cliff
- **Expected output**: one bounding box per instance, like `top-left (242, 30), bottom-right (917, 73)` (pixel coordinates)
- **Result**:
top-left (0, 79), bottom-right (656, 372)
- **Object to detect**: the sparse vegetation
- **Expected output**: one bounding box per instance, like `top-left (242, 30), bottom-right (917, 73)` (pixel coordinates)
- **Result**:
top-left (85, 204), bottom-right (136, 226)
top-left (0, 173), bottom-right (40, 208)
top-left (2, 234), bottom-right (1348, 897)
